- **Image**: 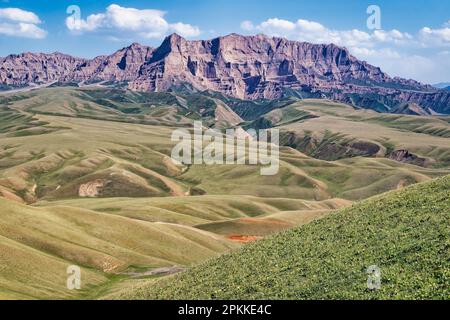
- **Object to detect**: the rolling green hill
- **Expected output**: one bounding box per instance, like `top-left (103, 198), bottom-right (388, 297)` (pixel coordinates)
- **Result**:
top-left (273, 100), bottom-right (450, 166)
top-left (0, 196), bottom-right (239, 299)
top-left (110, 175), bottom-right (450, 300)
top-left (0, 87), bottom-right (449, 300)
top-left (2, 88), bottom-right (448, 206)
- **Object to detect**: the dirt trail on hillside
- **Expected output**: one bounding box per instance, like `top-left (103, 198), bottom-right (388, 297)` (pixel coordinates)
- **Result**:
top-left (124, 266), bottom-right (185, 278)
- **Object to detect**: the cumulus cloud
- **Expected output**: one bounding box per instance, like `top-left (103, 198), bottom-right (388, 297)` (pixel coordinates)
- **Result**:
top-left (350, 47), bottom-right (401, 59)
top-left (240, 17), bottom-right (412, 48)
top-left (170, 22), bottom-right (201, 38)
top-left (66, 13), bottom-right (105, 32)
top-left (259, 18), bottom-right (297, 34)
top-left (66, 4), bottom-right (200, 39)
top-left (419, 26), bottom-right (450, 47)
top-left (0, 7), bottom-right (40, 23)
top-left (0, 7), bottom-right (46, 38)
top-left (366, 52), bottom-right (450, 84)
top-left (373, 29), bottom-right (413, 43)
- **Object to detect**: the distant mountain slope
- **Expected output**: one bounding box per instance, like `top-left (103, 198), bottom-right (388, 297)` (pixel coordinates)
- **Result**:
top-left (111, 175), bottom-right (450, 300)
top-left (1, 34), bottom-right (449, 114)
top-left (0, 43), bottom-right (154, 87)
top-left (433, 82), bottom-right (450, 89)
top-left (0, 52), bottom-right (86, 86)
top-left (68, 43), bottom-right (154, 84)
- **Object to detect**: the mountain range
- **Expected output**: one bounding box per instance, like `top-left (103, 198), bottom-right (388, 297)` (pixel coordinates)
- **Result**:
top-left (0, 33), bottom-right (449, 301)
top-left (1, 33), bottom-right (449, 115)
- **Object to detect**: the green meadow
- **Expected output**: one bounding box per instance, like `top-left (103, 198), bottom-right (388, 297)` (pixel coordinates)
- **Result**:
top-left (0, 87), bottom-right (448, 299)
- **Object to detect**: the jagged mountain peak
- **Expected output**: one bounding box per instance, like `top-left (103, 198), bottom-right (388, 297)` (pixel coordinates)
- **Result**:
top-left (166, 32), bottom-right (186, 40)
top-left (129, 42), bottom-right (145, 48)
top-left (118, 42), bottom-right (153, 54)
top-left (158, 33), bottom-right (188, 50)
top-left (0, 34), bottom-right (449, 114)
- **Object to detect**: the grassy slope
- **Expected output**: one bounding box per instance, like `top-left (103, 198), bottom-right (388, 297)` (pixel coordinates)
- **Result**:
top-left (36, 196), bottom-right (348, 225)
top-left (1, 87), bottom-right (449, 299)
top-left (0, 197), bottom-right (236, 299)
top-left (0, 87), bottom-right (242, 128)
top-left (277, 100), bottom-right (450, 166)
top-left (1, 88), bottom-right (449, 204)
top-left (112, 175), bottom-right (450, 300)
top-left (2, 111), bottom-right (446, 205)
top-left (36, 196), bottom-right (349, 239)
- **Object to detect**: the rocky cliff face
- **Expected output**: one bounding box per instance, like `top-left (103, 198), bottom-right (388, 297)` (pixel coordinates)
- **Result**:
top-left (1, 33), bottom-right (449, 114)
top-left (129, 33), bottom-right (397, 98)
top-left (68, 43), bottom-right (154, 83)
top-left (0, 52), bottom-right (86, 86)
top-left (0, 43), bottom-right (154, 86)
top-left (389, 150), bottom-right (432, 167)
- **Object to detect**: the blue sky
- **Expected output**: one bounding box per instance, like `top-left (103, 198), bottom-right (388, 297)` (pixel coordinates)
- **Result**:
top-left (0, 0), bottom-right (449, 84)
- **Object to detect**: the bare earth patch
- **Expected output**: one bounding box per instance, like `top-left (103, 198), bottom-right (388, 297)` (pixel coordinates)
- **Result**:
top-left (227, 235), bottom-right (262, 243)
top-left (78, 179), bottom-right (109, 198)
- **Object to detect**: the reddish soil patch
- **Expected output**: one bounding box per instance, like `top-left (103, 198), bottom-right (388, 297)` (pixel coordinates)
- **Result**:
top-left (0, 189), bottom-right (25, 203)
top-left (227, 235), bottom-right (262, 243)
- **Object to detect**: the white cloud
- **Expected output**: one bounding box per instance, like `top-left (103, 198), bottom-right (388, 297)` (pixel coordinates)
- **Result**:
top-left (353, 39), bottom-right (450, 84)
top-left (66, 13), bottom-right (105, 32)
top-left (240, 18), bottom-right (412, 48)
top-left (259, 18), bottom-right (297, 34)
top-left (350, 47), bottom-right (401, 59)
top-left (0, 8), bottom-right (46, 38)
top-left (419, 26), bottom-right (450, 47)
top-left (66, 4), bottom-right (200, 39)
top-left (170, 22), bottom-right (201, 38)
top-left (0, 7), bottom-right (40, 23)
top-left (366, 52), bottom-right (450, 84)
top-left (107, 5), bottom-right (168, 33)
top-left (295, 19), bottom-right (326, 33)
top-left (373, 29), bottom-right (412, 43)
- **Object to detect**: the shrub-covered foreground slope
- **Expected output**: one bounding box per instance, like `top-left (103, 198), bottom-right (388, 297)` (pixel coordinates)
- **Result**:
top-left (112, 175), bottom-right (450, 300)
